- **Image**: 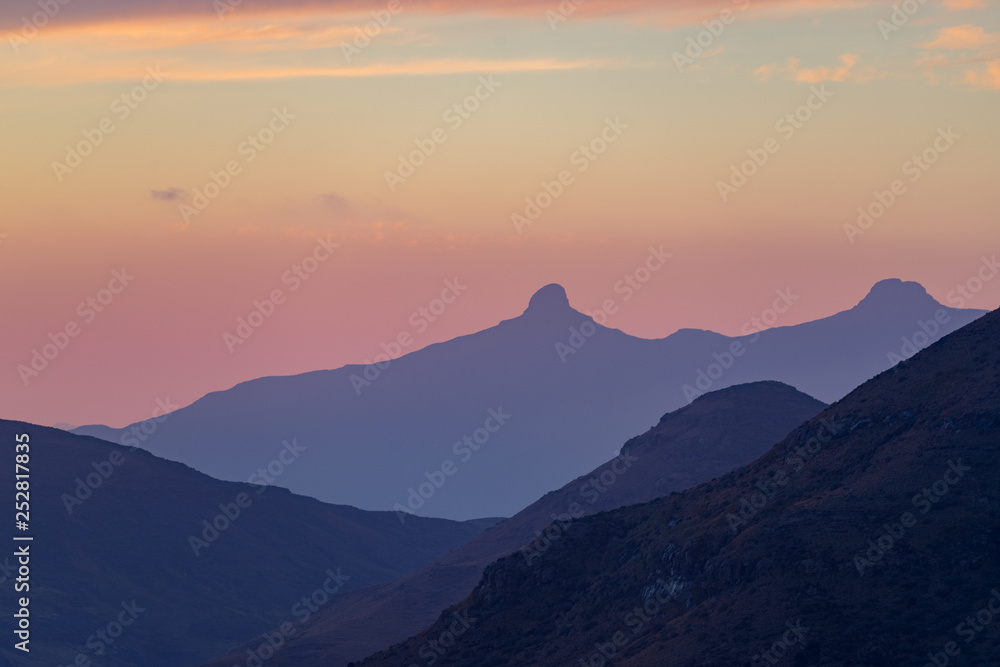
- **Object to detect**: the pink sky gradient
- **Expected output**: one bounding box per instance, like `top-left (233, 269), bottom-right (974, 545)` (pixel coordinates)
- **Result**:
top-left (1, 0), bottom-right (998, 426)
top-left (3, 225), bottom-right (997, 427)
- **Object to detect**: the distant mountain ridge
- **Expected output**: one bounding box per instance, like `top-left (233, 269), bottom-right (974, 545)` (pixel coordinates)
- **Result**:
top-left (201, 381), bottom-right (826, 667)
top-left (360, 306), bottom-right (1000, 666)
top-left (74, 279), bottom-right (986, 520)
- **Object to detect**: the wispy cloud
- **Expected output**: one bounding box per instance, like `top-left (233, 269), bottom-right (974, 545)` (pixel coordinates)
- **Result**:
top-left (3, 53), bottom-right (623, 86)
top-left (962, 60), bottom-right (1000, 88)
top-left (754, 53), bottom-right (877, 83)
top-left (941, 0), bottom-right (989, 9)
top-left (0, 0), bottom-right (882, 30)
top-left (321, 192), bottom-right (353, 217)
top-left (919, 24), bottom-right (1000, 89)
top-left (180, 57), bottom-right (620, 81)
top-left (793, 53), bottom-right (860, 83)
top-left (150, 187), bottom-right (185, 201)
top-left (922, 24), bottom-right (1000, 50)
top-left (0, 0), bottom-right (888, 87)
top-left (38, 18), bottom-right (360, 52)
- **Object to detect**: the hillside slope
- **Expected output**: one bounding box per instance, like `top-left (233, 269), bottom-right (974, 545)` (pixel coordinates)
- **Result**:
top-left (203, 382), bottom-right (825, 666)
top-left (0, 423), bottom-right (496, 667)
top-left (361, 307), bottom-right (1000, 666)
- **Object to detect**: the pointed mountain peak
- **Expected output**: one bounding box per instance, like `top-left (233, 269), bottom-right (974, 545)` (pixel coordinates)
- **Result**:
top-left (524, 284), bottom-right (572, 314)
top-left (857, 279), bottom-right (938, 309)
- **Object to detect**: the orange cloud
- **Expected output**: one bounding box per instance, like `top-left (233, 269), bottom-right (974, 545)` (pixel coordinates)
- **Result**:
top-left (0, 53), bottom-right (622, 86)
top-left (755, 53), bottom-right (865, 83)
top-left (962, 60), bottom-right (1000, 88)
top-left (922, 24), bottom-right (1000, 50)
top-left (0, 0), bottom-right (883, 31)
top-left (794, 53), bottom-right (859, 82)
top-left (39, 17), bottom-right (361, 52)
top-left (1, 9), bottom-right (633, 86)
top-left (174, 57), bottom-right (619, 81)
top-left (941, 0), bottom-right (988, 9)
top-left (918, 23), bottom-right (1000, 89)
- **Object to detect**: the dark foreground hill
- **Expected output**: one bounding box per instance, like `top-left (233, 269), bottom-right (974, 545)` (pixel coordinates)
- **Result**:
top-left (360, 308), bottom-right (1000, 666)
top-left (75, 280), bottom-right (984, 520)
top-left (0, 422), bottom-right (496, 667)
top-left (203, 381), bottom-right (825, 666)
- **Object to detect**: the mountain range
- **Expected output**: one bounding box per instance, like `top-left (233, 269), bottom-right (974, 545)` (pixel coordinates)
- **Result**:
top-left (200, 381), bottom-right (825, 666)
top-left (72, 279), bottom-right (986, 521)
top-left (358, 305), bottom-right (1000, 666)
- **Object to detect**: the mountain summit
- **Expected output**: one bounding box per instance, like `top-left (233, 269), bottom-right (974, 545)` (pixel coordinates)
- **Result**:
top-left (856, 278), bottom-right (939, 312)
top-left (524, 283), bottom-right (572, 314)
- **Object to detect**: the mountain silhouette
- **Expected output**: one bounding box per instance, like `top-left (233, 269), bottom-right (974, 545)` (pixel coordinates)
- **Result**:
top-left (524, 282), bottom-right (573, 313)
top-left (358, 306), bottom-right (1000, 666)
top-left (74, 280), bottom-right (985, 520)
top-left (0, 421), bottom-right (497, 667)
top-left (201, 382), bottom-right (824, 666)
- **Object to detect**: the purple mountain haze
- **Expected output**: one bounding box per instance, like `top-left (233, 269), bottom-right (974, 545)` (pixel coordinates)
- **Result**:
top-left (74, 279), bottom-right (985, 520)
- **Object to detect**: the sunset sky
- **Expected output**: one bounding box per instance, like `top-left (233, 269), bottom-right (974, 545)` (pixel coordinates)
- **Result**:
top-left (2, 0), bottom-right (998, 427)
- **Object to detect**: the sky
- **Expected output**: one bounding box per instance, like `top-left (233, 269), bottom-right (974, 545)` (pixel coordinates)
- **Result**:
top-left (1, 0), bottom-right (998, 428)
